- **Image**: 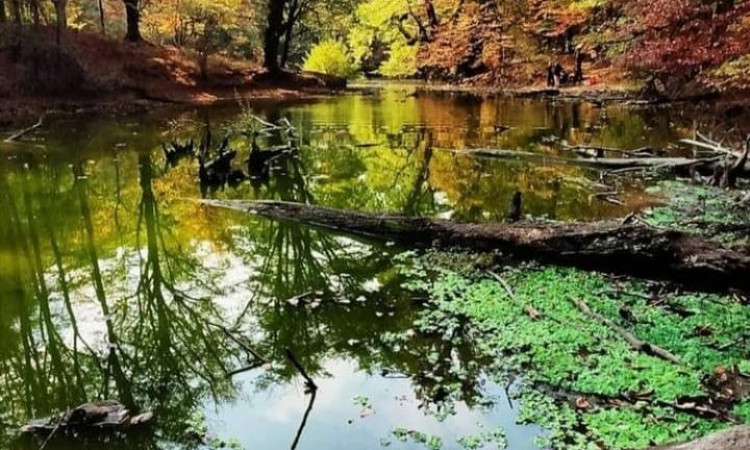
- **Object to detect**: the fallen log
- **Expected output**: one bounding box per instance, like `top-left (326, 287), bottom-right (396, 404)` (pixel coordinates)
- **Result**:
top-left (198, 200), bottom-right (750, 292)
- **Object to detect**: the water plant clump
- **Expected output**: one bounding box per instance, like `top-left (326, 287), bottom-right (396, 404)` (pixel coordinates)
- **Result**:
top-left (396, 253), bottom-right (750, 449)
top-left (645, 181), bottom-right (750, 248)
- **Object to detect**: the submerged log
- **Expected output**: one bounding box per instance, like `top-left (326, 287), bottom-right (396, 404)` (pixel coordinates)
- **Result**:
top-left (21, 401), bottom-right (153, 434)
top-left (199, 200), bottom-right (750, 292)
top-left (465, 148), bottom-right (730, 175)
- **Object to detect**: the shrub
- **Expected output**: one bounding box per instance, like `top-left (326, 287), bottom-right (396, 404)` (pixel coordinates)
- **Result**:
top-left (302, 40), bottom-right (357, 79)
top-left (379, 40), bottom-right (417, 78)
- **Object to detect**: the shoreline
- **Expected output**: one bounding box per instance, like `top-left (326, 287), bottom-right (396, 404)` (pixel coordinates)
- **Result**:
top-left (4, 79), bottom-right (748, 132)
top-left (351, 79), bottom-right (750, 107)
top-left (0, 84), bottom-right (340, 131)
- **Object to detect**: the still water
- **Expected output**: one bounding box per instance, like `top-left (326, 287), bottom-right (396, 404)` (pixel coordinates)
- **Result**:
top-left (0, 86), bottom-right (695, 449)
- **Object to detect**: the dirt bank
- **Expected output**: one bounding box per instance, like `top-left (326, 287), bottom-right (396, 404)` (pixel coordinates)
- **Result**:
top-left (0, 27), bottom-right (344, 128)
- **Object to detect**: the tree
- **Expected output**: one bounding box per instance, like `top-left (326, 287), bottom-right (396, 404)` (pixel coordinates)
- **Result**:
top-left (623, 0), bottom-right (750, 90)
top-left (0, 0), bottom-right (6, 23)
top-left (264, 0), bottom-right (324, 72)
top-left (98, 0), bottom-right (106, 35)
top-left (10, 0), bottom-right (21, 23)
top-left (190, 10), bottom-right (232, 80)
top-left (29, 0), bottom-right (40, 25)
top-left (51, 0), bottom-right (67, 43)
top-left (263, 0), bottom-right (286, 71)
top-left (124, 0), bottom-right (142, 42)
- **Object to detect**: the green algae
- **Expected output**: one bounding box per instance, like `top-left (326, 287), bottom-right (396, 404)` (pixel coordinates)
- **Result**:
top-left (395, 253), bottom-right (750, 449)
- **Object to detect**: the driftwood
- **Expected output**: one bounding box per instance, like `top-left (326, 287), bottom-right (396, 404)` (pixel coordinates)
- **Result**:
top-left (564, 144), bottom-right (656, 159)
top-left (198, 200), bottom-right (750, 292)
top-left (571, 298), bottom-right (681, 364)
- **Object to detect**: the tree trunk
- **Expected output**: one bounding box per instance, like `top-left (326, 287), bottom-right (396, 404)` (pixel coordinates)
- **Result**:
top-left (123, 0), bottom-right (141, 42)
top-left (280, 23), bottom-right (292, 68)
top-left (29, 0), bottom-right (40, 25)
top-left (98, 0), bottom-right (105, 35)
top-left (279, 0), bottom-right (298, 68)
top-left (263, 0), bottom-right (285, 72)
top-left (424, 0), bottom-right (438, 29)
top-left (52, 0), bottom-right (67, 43)
top-left (200, 200), bottom-right (750, 293)
top-left (11, 0), bottom-right (20, 23)
top-left (0, 0), bottom-right (7, 24)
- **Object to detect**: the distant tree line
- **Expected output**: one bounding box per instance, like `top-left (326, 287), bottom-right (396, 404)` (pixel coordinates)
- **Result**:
top-left (1, 0), bottom-right (748, 90)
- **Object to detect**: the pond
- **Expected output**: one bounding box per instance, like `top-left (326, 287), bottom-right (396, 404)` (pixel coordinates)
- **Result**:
top-left (0, 85), bottom-right (703, 449)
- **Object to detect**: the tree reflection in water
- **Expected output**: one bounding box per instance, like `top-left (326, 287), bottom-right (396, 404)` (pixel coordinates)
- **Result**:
top-left (0, 140), bottom-right (487, 450)
top-left (0, 93), bottom-right (664, 448)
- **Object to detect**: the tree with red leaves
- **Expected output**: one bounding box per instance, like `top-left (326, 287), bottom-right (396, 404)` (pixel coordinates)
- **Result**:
top-left (622, 0), bottom-right (750, 90)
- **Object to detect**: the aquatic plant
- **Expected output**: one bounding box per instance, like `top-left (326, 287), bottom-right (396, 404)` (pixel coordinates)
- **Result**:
top-left (396, 254), bottom-right (750, 449)
top-left (646, 181), bottom-right (750, 248)
top-left (391, 428), bottom-right (443, 450)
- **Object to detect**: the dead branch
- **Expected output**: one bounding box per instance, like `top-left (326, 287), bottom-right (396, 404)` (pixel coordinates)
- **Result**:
top-left (571, 298), bottom-right (681, 364)
top-left (4, 115), bottom-right (45, 143)
top-left (284, 348), bottom-right (318, 392)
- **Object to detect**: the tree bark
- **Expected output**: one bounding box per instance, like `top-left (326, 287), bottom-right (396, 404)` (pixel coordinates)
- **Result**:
top-left (199, 199), bottom-right (750, 293)
top-left (263, 0), bottom-right (285, 72)
top-left (123, 0), bottom-right (141, 42)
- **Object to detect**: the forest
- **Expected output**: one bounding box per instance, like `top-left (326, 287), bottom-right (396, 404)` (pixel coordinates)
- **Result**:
top-left (1, 0), bottom-right (750, 106)
top-left (1, 1), bottom-right (750, 450)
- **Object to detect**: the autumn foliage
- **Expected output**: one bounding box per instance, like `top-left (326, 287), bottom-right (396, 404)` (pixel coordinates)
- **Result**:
top-left (622, 0), bottom-right (750, 87)
top-left (1, 0), bottom-right (750, 95)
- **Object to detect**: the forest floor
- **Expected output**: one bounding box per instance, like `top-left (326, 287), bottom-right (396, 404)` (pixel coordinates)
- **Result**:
top-left (0, 27), bottom-right (344, 127)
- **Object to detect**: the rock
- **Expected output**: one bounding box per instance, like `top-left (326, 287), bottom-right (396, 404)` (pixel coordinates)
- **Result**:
top-left (649, 426), bottom-right (750, 450)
